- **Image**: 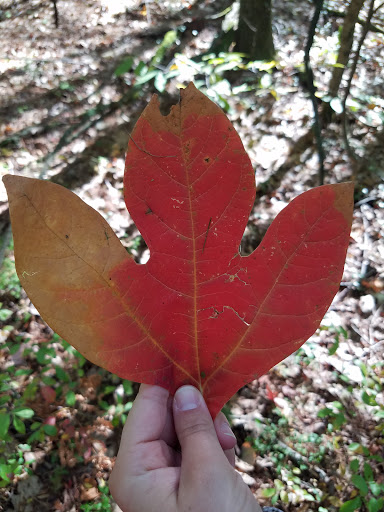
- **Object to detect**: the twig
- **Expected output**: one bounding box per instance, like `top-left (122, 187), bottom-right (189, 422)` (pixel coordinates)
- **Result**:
top-left (52, 0), bottom-right (59, 28)
top-left (145, 0), bottom-right (152, 25)
top-left (325, 7), bottom-right (384, 34)
top-left (256, 130), bottom-right (314, 199)
top-left (38, 90), bottom-right (138, 178)
top-left (373, 0), bottom-right (384, 13)
top-left (304, 0), bottom-right (326, 185)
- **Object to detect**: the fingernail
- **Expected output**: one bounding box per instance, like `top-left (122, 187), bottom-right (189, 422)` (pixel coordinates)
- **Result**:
top-left (221, 419), bottom-right (236, 439)
top-left (174, 385), bottom-right (201, 411)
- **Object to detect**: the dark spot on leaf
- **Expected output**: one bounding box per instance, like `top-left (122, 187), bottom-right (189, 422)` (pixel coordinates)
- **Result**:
top-left (204, 157), bottom-right (210, 163)
top-left (200, 371), bottom-right (206, 379)
top-left (65, 234), bottom-right (69, 239)
top-left (145, 207), bottom-right (153, 215)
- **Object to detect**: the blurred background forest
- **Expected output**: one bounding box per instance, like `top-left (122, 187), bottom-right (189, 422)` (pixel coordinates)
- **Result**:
top-left (0, 0), bottom-right (383, 511)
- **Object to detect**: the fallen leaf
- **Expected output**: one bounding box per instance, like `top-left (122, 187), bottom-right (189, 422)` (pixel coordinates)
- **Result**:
top-left (3, 83), bottom-right (354, 417)
top-left (41, 385), bottom-right (56, 404)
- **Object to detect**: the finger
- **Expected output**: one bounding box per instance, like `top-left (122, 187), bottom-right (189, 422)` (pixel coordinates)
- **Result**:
top-left (214, 412), bottom-right (237, 451)
top-left (159, 393), bottom-right (178, 447)
top-left (224, 447), bottom-right (236, 467)
top-left (120, 384), bottom-right (169, 449)
top-left (173, 385), bottom-right (230, 481)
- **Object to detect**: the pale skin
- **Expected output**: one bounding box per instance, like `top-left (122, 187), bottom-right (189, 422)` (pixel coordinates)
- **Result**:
top-left (109, 384), bottom-right (262, 512)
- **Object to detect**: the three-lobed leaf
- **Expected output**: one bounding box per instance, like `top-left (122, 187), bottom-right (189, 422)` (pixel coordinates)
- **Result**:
top-left (3, 83), bottom-right (354, 417)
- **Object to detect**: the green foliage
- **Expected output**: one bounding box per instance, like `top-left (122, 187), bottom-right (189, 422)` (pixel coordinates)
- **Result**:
top-left (1, 314), bottom-right (135, 490)
top-left (114, 56), bottom-right (134, 77)
top-left (317, 401), bottom-right (347, 430)
top-left (251, 411), bottom-right (324, 506)
top-left (0, 239), bottom-right (22, 299)
top-left (80, 482), bottom-right (113, 512)
top-left (342, 441), bottom-right (384, 512)
top-left (0, 444), bottom-right (33, 488)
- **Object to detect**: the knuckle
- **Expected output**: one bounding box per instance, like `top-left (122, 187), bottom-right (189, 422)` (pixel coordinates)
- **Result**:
top-left (178, 417), bottom-right (214, 441)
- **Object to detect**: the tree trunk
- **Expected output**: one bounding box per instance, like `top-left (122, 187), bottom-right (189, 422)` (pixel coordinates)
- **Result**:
top-left (235, 0), bottom-right (275, 61)
top-left (328, 0), bottom-right (365, 98)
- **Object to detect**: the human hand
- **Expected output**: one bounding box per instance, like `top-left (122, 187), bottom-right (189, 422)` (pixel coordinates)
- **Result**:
top-left (109, 384), bottom-right (262, 512)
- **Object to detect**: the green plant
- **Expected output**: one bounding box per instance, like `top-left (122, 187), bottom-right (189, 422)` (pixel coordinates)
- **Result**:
top-left (340, 443), bottom-right (384, 512)
top-left (80, 482), bottom-right (113, 511)
top-left (318, 401), bottom-right (347, 431)
top-left (0, 444), bottom-right (33, 487)
top-left (252, 411), bottom-right (325, 506)
top-left (0, 239), bottom-right (22, 299)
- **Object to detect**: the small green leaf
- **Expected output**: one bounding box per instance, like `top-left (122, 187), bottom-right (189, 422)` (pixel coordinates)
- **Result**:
top-left (333, 412), bottom-right (346, 429)
top-left (0, 309), bottom-right (13, 321)
top-left (262, 488), bottom-right (276, 497)
top-left (14, 369), bottom-right (32, 377)
top-left (122, 380), bottom-right (133, 395)
top-left (0, 413), bottom-right (11, 438)
top-left (13, 416), bottom-right (26, 434)
top-left (43, 424), bottom-right (57, 436)
top-left (114, 56), bottom-right (134, 76)
top-left (367, 498), bottom-right (384, 512)
top-left (0, 464), bottom-right (11, 482)
top-left (351, 474), bottom-right (369, 496)
top-left (350, 459), bottom-right (359, 473)
top-left (66, 391), bottom-right (76, 407)
top-left (348, 443), bottom-right (364, 454)
top-left (363, 463), bottom-right (374, 481)
top-left (362, 391), bottom-right (377, 406)
top-left (8, 343), bottom-right (21, 355)
top-left (318, 407), bottom-right (333, 418)
top-left (0, 396), bottom-right (10, 406)
top-left (369, 482), bottom-right (382, 497)
top-left (339, 496), bottom-right (362, 512)
top-left (329, 337), bottom-right (339, 355)
top-left (14, 408), bottom-right (34, 419)
top-left (55, 366), bottom-right (70, 382)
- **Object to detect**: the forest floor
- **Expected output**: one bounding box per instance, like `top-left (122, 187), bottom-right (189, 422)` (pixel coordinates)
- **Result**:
top-left (0, 0), bottom-right (383, 511)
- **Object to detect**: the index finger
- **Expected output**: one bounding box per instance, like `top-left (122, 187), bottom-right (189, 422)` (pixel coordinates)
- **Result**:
top-left (120, 384), bottom-right (170, 449)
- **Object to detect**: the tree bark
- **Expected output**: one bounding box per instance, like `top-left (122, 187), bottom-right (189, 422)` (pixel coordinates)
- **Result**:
top-left (328, 0), bottom-right (365, 98)
top-left (235, 0), bottom-right (275, 61)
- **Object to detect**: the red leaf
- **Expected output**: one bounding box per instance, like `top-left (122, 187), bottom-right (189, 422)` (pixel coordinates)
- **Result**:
top-left (41, 385), bottom-right (56, 404)
top-left (3, 83), bottom-right (353, 417)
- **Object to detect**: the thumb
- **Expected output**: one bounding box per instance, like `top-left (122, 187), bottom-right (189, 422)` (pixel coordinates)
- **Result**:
top-left (173, 386), bottom-right (229, 479)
